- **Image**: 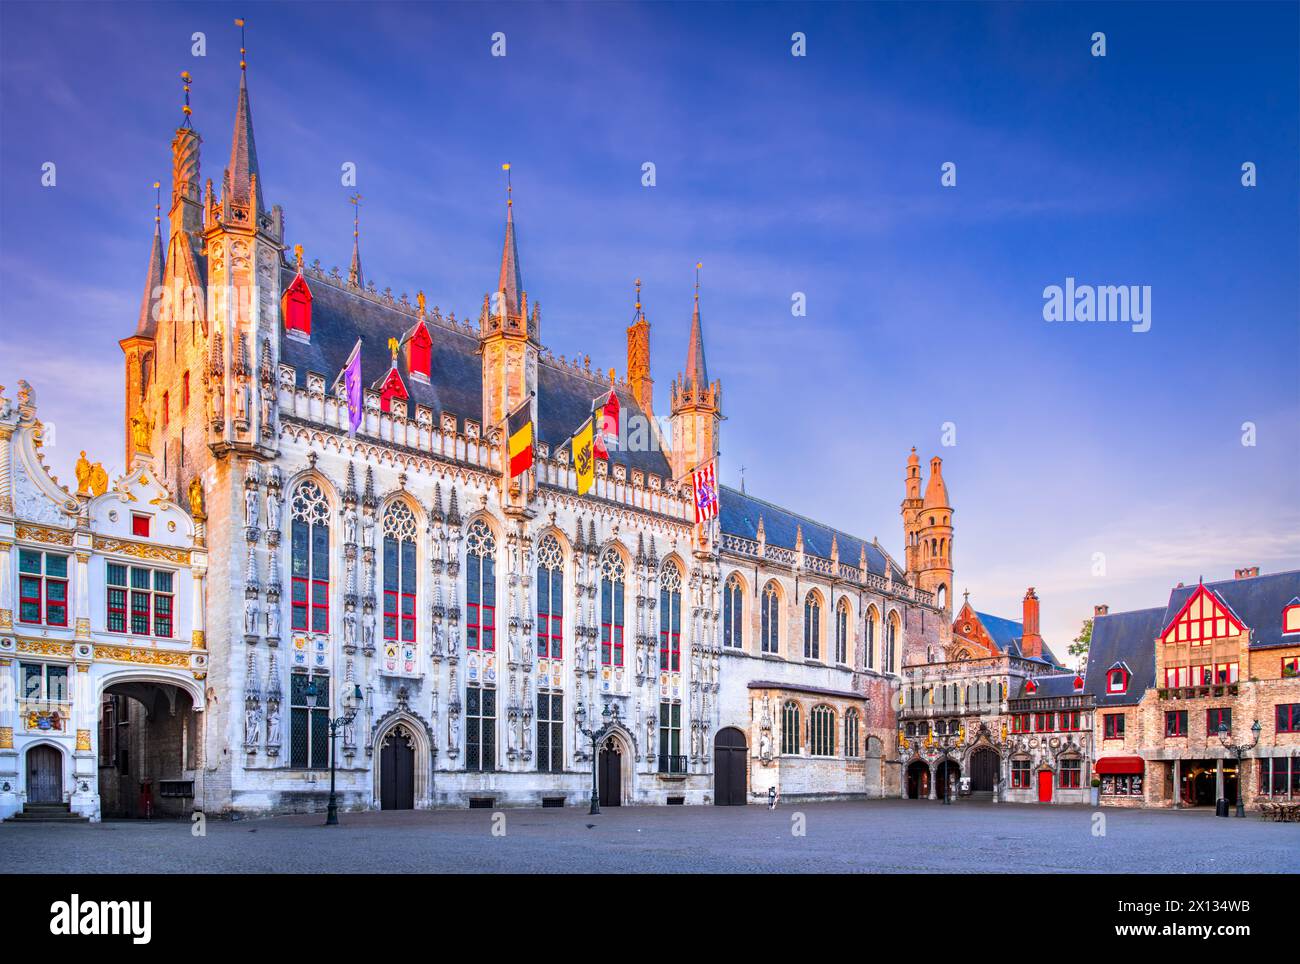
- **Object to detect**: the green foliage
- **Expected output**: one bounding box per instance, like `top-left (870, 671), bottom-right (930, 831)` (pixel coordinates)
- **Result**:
top-left (1068, 617), bottom-right (1093, 660)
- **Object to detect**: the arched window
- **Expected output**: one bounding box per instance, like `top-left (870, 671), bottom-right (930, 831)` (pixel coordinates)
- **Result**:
top-left (887, 614), bottom-right (899, 673)
top-left (290, 481), bottom-right (330, 632)
top-left (835, 599), bottom-right (849, 664)
top-left (845, 708), bottom-right (860, 757)
top-left (659, 562), bottom-right (682, 671)
top-left (781, 700), bottom-right (801, 754)
top-left (723, 573), bottom-right (744, 649)
top-left (810, 705), bottom-right (835, 756)
top-left (466, 519), bottom-right (497, 651)
top-left (536, 534), bottom-right (563, 660)
top-left (382, 501), bottom-right (418, 645)
top-left (804, 591), bottom-right (822, 659)
top-left (600, 548), bottom-right (626, 667)
top-left (761, 582), bottom-right (780, 655)
top-left (866, 606), bottom-right (878, 670)
top-left (936, 584), bottom-right (947, 609)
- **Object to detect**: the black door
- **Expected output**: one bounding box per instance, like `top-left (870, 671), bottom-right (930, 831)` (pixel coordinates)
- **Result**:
top-left (970, 748), bottom-right (999, 792)
top-left (599, 741), bottom-right (621, 807)
top-left (380, 725), bottom-right (415, 810)
top-left (713, 727), bottom-right (747, 805)
top-left (28, 745), bottom-right (62, 803)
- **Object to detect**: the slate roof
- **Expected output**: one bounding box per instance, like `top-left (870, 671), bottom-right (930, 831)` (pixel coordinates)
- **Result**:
top-left (970, 610), bottom-right (1065, 668)
top-left (718, 485), bottom-right (906, 580)
top-left (1162, 570), bottom-right (1300, 650)
top-left (1083, 606), bottom-right (1166, 707)
top-left (277, 267), bottom-right (671, 479)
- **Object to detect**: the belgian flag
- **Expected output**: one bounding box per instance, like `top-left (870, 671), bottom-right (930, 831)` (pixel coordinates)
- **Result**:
top-left (507, 403), bottom-right (534, 478)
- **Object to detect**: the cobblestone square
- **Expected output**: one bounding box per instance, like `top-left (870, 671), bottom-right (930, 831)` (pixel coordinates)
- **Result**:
top-left (3, 800), bottom-right (1298, 874)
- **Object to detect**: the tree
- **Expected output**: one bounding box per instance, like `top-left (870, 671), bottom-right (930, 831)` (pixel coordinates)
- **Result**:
top-left (1069, 618), bottom-right (1093, 670)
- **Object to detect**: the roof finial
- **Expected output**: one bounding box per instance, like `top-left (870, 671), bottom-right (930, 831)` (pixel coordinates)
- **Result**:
top-left (503, 162), bottom-right (512, 209)
top-left (293, 243), bottom-right (304, 272)
top-left (388, 337), bottom-right (399, 365)
top-left (153, 180), bottom-right (162, 230)
top-left (180, 70), bottom-right (193, 128)
top-left (349, 193), bottom-right (363, 287)
top-left (694, 261), bottom-right (701, 302)
top-left (235, 17), bottom-right (247, 71)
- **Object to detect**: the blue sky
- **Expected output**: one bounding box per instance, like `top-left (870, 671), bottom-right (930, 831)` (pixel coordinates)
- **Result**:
top-left (2, 1), bottom-right (1297, 657)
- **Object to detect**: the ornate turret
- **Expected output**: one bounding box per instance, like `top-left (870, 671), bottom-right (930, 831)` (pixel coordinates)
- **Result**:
top-left (119, 185), bottom-right (167, 468)
top-left (903, 454), bottom-right (953, 611)
top-left (669, 264), bottom-right (721, 481)
top-left (626, 278), bottom-right (653, 415)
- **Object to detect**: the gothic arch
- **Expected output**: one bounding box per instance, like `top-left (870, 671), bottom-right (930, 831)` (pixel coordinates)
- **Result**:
top-left (95, 667), bottom-right (205, 710)
top-left (370, 708), bottom-right (436, 809)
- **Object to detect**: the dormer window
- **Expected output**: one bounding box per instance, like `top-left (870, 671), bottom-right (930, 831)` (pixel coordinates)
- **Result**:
top-left (1073, 675), bottom-right (1084, 691)
top-left (377, 368), bottom-right (408, 414)
top-left (408, 323), bottom-right (432, 382)
top-left (1284, 601), bottom-right (1300, 635)
top-left (1107, 667), bottom-right (1128, 694)
top-left (282, 273), bottom-right (312, 340)
top-left (1024, 679), bottom-right (1038, 695)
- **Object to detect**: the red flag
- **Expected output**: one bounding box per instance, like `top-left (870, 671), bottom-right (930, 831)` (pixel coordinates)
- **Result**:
top-left (592, 389), bottom-right (619, 460)
top-left (692, 460), bottom-right (719, 524)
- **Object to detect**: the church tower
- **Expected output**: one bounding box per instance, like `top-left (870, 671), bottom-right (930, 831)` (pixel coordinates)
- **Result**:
top-left (902, 450), bottom-right (953, 612)
top-left (202, 33), bottom-right (285, 461)
top-left (669, 266), bottom-right (720, 482)
top-left (119, 188), bottom-right (165, 469)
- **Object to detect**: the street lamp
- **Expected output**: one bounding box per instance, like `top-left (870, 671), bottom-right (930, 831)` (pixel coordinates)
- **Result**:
top-left (1217, 719), bottom-right (1262, 818)
top-left (577, 702), bottom-right (620, 816)
top-left (305, 678), bottom-right (364, 826)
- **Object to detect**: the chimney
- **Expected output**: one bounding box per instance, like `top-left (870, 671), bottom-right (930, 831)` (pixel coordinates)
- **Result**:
top-left (1021, 587), bottom-right (1042, 659)
top-left (1234, 566), bottom-right (1260, 580)
top-left (1094, 604), bottom-right (1109, 617)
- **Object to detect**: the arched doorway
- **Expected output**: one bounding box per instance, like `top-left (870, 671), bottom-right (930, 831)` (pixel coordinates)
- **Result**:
top-left (379, 724), bottom-right (416, 810)
top-left (598, 738), bottom-right (622, 807)
top-left (936, 759), bottom-right (960, 800)
top-left (906, 760), bottom-right (931, 799)
top-left (970, 747), bottom-right (999, 793)
top-left (98, 676), bottom-right (201, 818)
top-left (713, 727), bottom-right (747, 806)
top-left (27, 745), bottom-right (63, 803)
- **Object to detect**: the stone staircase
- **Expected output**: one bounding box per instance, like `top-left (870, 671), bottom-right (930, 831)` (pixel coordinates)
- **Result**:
top-left (6, 802), bottom-right (89, 823)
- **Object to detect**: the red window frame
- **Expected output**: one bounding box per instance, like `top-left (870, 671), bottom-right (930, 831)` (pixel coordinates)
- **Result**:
top-left (18, 550), bottom-right (68, 627)
top-left (1107, 668), bottom-right (1127, 693)
top-left (1011, 713), bottom-right (1029, 734)
top-left (1165, 710), bottom-right (1188, 737)
top-left (131, 513), bottom-right (151, 538)
top-left (1214, 662), bottom-right (1239, 685)
top-left (1033, 712), bottom-right (1054, 732)
top-left (1059, 759), bottom-right (1082, 788)
top-left (382, 535), bottom-right (416, 645)
top-left (659, 580), bottom-right (681, 672)
top-left (536, 561), bottom-right (563, 660)
top-left (1282, 656), bottom-right (1299, 678)
top-left (1277, 704), bottom-right (1300, 734)
top-left (601, 571), bottom-right (625, 667)
top-left (466, 600), bottom-right (496, 652)
top-left (1206, 707), bottom-right (1231, 733)
top-left (1104, 713), bottom-right (1125, 740)
top-left (106, 563), bottom-right (172, 638)
top-left (1059, 710), bottom-right (1080, 731)
top-left (1011, 759), bottom-right (1031, 788)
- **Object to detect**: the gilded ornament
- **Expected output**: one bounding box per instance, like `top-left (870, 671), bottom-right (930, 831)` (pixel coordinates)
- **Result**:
top-left (76, 729), bottom-right (92, 752)
top-left (130, 408), bottom-right (153, 454)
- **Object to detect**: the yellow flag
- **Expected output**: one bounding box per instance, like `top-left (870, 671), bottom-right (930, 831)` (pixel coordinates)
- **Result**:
top-left (574, 417), bottom-right (595, 495)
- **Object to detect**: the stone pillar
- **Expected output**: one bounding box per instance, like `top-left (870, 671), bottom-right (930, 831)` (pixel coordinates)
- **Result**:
top-left (0, 540), bottom-right (14, 633)
top-left (1173, 758), bottom-right (1181, 808)
top-left (73, 550), bottom-right (91, 639)
top-left (0, 655), bottom-right (17, 820)
top-left (1215, 757), bottom-right (1224, 802)
top-left (927, 761), bottom-right (937, 800)
top-left (70, 662), bottom-right (99, 819)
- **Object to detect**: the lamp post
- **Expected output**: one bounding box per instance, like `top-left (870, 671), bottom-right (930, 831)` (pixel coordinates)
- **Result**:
top-left (1217, 719), bottom-right (1262, 818)
top-left (938, 730), bottom-right (961, 805)
top-left (577, 702), bottom-right (620, 816)
top-left (305, 678), bottom-right (364, 826)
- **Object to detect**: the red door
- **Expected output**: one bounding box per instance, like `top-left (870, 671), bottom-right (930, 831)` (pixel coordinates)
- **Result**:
top-left (1037, 769), bottom-right (1053, 803)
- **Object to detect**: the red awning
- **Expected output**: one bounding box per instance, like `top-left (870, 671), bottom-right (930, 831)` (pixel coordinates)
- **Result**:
top-left (1095, 756), bottom-right (1145, 775)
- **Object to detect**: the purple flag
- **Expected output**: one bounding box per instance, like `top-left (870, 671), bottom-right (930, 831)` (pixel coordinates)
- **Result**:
top-left (341, 339), bottom-right (363, 436)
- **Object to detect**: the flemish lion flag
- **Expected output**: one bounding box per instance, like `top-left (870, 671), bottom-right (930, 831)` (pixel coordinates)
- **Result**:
top-left (506, 403), bottom-right (534, 478)
top-left (573, 417), bottom-right (595, 495)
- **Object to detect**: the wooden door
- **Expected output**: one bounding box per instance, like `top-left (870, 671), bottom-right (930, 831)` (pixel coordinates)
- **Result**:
top-left (971, 748), bottom-right (999, 792)
top-left (380, 725), bottom-right (415, 810)
top-left (1037, 769), bottom-right (1053, 803)
top-left (27, 745), bottom-right (62, 803)
top-left (713, 728), bottom-right (747, 806)
top-left (599, 742), bottom-right (621, 807)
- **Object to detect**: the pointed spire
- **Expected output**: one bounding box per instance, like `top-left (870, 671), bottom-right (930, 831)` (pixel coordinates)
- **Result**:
top-left (496, 163), bottom-right (522, 317)
top-left (684, 261), bottom-right (708, 389)
top-left (348, 194), bottom-right (363, 288)
top-left (135, 182), bottom-right (166, 338)
top-left (227, 19), bottom-right (265, 214)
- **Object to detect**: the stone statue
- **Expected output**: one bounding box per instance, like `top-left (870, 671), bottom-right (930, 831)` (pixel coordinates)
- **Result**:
top-left (266, 603), bottom-right (281, 639)
top-left (343, 609), bottom-right (357, 647)
top-left (362, 618), bottom-right (374, 650)
top-left (344, 511), bottom-right (358, 545)
top-left (265, 488), bottom-right (281, 529)
top-left (244, 599), bottom-right (260, 637)
top-left (244, 486), bottom-right (259, 528)
top-left (188, 477), bottom-right (205, 518)
top-left (759, 731), bottom-right (773, 762)
top-left (244, 704), bottom-right (261, 746)
top-left (266, 706), bottom-right (281, 748)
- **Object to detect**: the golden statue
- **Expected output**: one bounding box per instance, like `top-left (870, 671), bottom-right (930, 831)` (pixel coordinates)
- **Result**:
top-left (417, 290), bottom-right (426, 315)
top-left (74, 451), bottom-right (109, 496)
top-left (74, 451), bottom-right (92, 495)
top-left (89, 462), bottom-right (108, 496)
top-left (293, 243), bottom-right (304, 270)
top-left (188, 477), bottom-right (205, 518)
top-left (130, 409), bottom-right (153, 454)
